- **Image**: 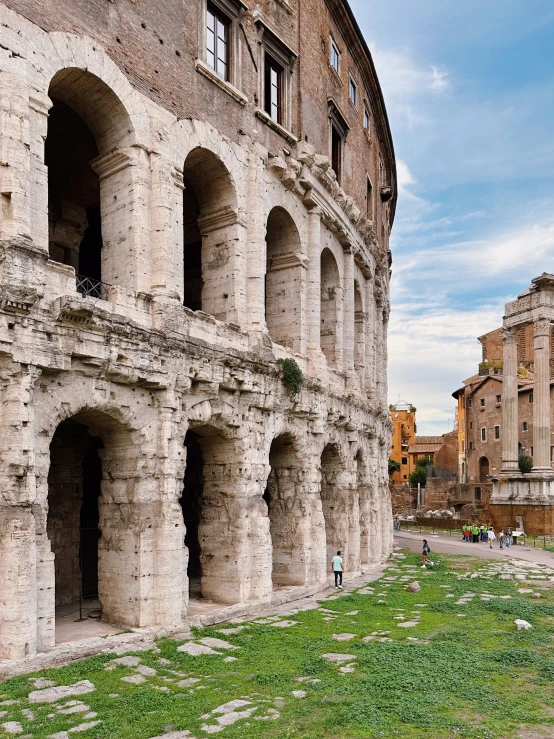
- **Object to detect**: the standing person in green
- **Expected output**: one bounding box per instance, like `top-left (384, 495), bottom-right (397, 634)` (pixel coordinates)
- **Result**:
top-left (472, 523), bottom-right (479, 543)
top-left (332, 550), bottom-right (344, 589)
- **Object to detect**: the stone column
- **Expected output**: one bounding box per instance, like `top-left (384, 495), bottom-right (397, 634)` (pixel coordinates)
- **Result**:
top-left (532, 318), bottom-right (553, 472)
top-left (306, 208), bottom-right (326, 373)
top-left (342, 246), bottom-right (355, 374)
top-left (365, 278), bottom-right (376, 396)
top-left (501, 327), bottom-right (519, 473)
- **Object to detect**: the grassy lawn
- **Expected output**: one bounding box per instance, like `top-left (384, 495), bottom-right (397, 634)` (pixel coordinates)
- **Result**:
top-left (3, 552), bottom-right (554, 738)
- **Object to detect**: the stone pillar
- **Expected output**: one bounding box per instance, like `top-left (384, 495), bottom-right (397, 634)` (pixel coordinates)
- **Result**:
top-left (306, 208), bottom-right (326, 373)
top-left (365, 278), bottom-right (376, 396)
top-left (501, 327), bottom-right (519, 473)
top-left (150, 158), bottom-right (185, 299)
top-left (342, 246), bottom-right (355, 374)
top-left (532, 318), bottom-right (553, 472)
top-left (245, 149), bottom-right (267, 337)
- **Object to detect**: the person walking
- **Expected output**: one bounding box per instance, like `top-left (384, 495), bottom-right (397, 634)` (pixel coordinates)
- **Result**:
top-left (505, 527), bottom-right (512, 549)
top-left (499, 530), bottom-right (505, 550)
top-left (421, 539), bottom-right (431, 567)
top-left (332, 550), bottom-right (344, 589)
top-left (394, 516), bottom-right (400, 532)
top-left (488, 528), bottom-right (496, 549)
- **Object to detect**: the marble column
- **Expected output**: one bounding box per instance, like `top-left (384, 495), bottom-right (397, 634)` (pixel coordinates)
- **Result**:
top-left (532, 318), bottom-right (553, 472)
top-left (501, 327), bottom-right (519, 473)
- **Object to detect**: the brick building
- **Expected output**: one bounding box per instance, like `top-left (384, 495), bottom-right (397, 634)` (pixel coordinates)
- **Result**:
top-left (0, 0), bottom-right (396, 660)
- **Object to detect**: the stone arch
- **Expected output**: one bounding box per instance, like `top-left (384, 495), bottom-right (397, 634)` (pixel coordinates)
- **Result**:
top-left (265, 207), bottom-right (304, 351)
top-left (320, 248), bottom-right (341, 368)
top-left (479, 456), bottom-right (489, 483)
top-left (42, 56), bottom-right (149, 292)
top-left (182, 147), bottom-right (241, 322)
top-left (263, 431), bottom-right (324, 587)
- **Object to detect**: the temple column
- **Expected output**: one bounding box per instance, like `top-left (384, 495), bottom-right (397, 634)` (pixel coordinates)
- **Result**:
top-left (501, 327), bottom-right (519, 473)
top-left (532, 318), bottom-right (553, 472)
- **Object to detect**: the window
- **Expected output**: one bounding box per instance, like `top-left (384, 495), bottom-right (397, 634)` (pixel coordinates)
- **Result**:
top-left (467, 399), bottom-right (472, 408)
top-left (366, 177), bottom-right (373, 218)
top-left (531, 446), bottom-right (534, 457)
top-left (363, 104), bottom-right (370, 131)
top-left (481, 427), bottom-right (486, 442)
top-left (494, 425), bottom-right (500, 439)
top-left (331, 39), bottom-right (340, 72)
top-left (328, 102), bottom-right (349, 184)
top-left (264, 54), bottom-right (283, 123)
top-left (402, 457), bottom-right (408, 465)
top-left (475, 487), bottom-right (482, 501)
top-left (529, 392), bottom-right (534, 403)
top-left (496, 394), bottom-right (501, 403)
top-left (469, 441), bottom-right (473, 450)
top-left (523, 421), bottom-right (528, 431)
top-left (480, 398), bottom-right (485, 407)
top-left (207, 4), bottom-right (230, 81)
top-left (469, 422), bottom-right (473, 430)
top-left (349, 75), bottom-right (357, 107)
top-left (331, 125), bottom-right (342, 182)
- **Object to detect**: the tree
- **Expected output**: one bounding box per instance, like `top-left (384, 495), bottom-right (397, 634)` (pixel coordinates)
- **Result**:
top-left (409, 466), bottom-right (427, 488)
top-left (388, 458), bottom-right (400, 477)
top-left (518, 454), bottom-right (533, 474)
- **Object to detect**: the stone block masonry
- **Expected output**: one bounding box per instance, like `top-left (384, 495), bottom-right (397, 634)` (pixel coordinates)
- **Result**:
top-left (0, 0), bottom-right (396, 660)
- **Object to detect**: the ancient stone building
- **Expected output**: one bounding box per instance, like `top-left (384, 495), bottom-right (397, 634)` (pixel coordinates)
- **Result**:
top-left (0, 0), bottom-right (396, 660)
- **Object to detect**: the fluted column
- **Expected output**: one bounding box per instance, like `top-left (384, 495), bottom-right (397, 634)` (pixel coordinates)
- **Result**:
top-left (501, 327), bottom-right (519, 473)
top-left (532, 318), bottom-right (553, 472)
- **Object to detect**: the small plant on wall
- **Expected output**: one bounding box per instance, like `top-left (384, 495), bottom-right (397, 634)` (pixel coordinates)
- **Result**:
top-left (518, 453), bottom-right (533, 474)
top-left (276, 358), bottom-right (304, 398)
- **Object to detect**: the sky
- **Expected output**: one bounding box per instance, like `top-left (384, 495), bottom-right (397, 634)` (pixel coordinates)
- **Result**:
top-left (350, 0), bottom-right (554, 435)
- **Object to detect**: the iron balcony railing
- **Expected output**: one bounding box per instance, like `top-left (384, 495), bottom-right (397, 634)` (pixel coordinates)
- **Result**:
top-left (76, 274), bottom-right (111, 301)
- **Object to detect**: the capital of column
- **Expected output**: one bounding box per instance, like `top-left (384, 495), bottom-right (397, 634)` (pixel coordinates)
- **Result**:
top-left (502, 326), bottom-right (518, 345)
top-left (534, 317), bottom-right (552, 339)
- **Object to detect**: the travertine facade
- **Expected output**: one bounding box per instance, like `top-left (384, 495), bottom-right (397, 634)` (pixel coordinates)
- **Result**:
top-left (0, 0), bottom-right (395, 660)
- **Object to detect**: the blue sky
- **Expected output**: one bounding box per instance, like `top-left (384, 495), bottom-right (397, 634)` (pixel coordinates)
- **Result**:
top-left (351, 0), bottom-right (554, 435)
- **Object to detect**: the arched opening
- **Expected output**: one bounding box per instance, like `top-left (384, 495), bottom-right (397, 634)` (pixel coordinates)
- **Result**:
top-left (181, 430), bottom-right (204, 599)
top-left (46, 100), bottom-right (102, 282)
top-left (182, 148), bottom-right (238, 320)
top-left (264, 433), bottom-right (304, 586)
top-left (320, 443), bottom-right (343, 565)
top-left (354, 281), bottom-right (365, 383)
top-left (180, 424), bottom-right (238, 605)
top-left (320, 248), bottom-right (341, 368)
top-left (46, 69), bottom-right (135, 293)
top-left (47, 420), bottom-right (102, 612)
top-left (479, 456), bottom-right (489, 483)
top-left (265, 208), bottom-right (303, 351)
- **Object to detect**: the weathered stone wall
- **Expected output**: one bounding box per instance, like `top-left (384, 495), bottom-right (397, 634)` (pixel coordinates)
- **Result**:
top-left (0, 2), bottom-right (394, 661)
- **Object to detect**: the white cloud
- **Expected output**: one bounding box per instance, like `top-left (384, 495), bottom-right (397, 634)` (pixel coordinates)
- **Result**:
top-left (430, 65), bottom-right (450, 92)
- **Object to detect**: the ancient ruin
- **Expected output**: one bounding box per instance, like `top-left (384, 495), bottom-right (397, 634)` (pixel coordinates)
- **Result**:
top-left (0, 0), bottom-right (395, 660)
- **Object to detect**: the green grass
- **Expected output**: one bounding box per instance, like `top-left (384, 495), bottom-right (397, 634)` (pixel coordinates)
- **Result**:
top-left (3, 552), bottom-right (554, 738)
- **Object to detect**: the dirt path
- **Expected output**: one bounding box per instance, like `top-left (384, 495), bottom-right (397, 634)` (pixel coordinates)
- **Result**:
top-left (395, 530), bottom-right (554, 566)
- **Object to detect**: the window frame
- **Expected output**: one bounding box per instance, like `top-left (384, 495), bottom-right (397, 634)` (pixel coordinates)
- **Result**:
top-left (206, 3), bottom-right (231, 81)
top-left (330, 37), bottom-right (340, 74)
top-left (264, 53), bottom-right (284, 124)
top-left (522, 421), bottom-right (528, 432)
top-left (363, 102), bottom-right (371, 132)
top-left (256, 20), bottom-right (298, 137)
top-left (349, 73), bottom-right (358, 108)
top-left (494, 425), bottom-right (500, 439)
top-left (481, 427), bottom-right (487, 442)
top-left (328, 100), bottom-right (349, 184)
top-left (199, 0), bottom-right (246, 89)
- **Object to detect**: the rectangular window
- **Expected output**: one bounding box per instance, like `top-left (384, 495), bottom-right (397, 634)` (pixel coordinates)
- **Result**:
top-left (481, 427), bottom-right (486, 442)
top-left (475, 486), bottom-right (482, 501)
top-left (494, 425), bottom-right (500, 439)
top-left (469, 422), bottom-right (473, 430)
top-left (469, 441), bottom-right (473, 450)
top-left (363, 105), bottom-right (370, 131)
top-left (467, 399), bottom-right (472, 408)
top-left (496, 395), bottom-right (501, 403)
top-left (349, 75), bottom-right (357, 107)
top-left (331, 39), bottom-right (340, 72)
top-left (207, 4), bottom-right (230, 81)
top-left (523, 421), bottom-right (528, 431)
top-left (480, 398), bottom-right (485, 407)
top-left (402, 457), bottom-right (408, 465)
top-left (366, 178), bottom-right (373, 218)
top-left (264, 54), bottom-right (283, 124)
top-left (331, 124), bottom-right (342, 182)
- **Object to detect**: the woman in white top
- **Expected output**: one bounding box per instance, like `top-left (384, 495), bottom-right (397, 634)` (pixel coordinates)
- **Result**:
top-left (488, 529), bottom-right (496, 549)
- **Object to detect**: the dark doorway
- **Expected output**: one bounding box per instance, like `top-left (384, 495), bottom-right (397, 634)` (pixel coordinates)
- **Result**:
top-left (181, 431), bottom-right (203, 596)
top-left (479, 456), bottom-right (489, 483)
top-left (182, 178), bottom-right (203, 311)
top-left (46, 99), bottom-right (102, 282)
top-left (48, 420), bottom-right (102, 607)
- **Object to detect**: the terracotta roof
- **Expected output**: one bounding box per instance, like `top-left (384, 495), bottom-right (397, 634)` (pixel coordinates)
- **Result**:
top-left (415, 436), bottom-right (443, 445)
top-left (408, 443), bottom-right (442, 454)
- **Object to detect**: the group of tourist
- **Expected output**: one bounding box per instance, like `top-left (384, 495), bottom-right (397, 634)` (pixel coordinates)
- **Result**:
top-left (462, 523), bottom-right (513, 549)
